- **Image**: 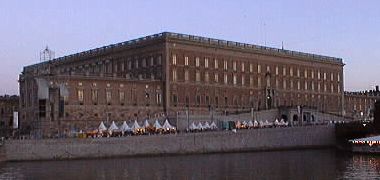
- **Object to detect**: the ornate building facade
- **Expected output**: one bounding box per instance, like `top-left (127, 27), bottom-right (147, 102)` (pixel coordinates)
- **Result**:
top-left (19, 32), bottom-right (345, 137)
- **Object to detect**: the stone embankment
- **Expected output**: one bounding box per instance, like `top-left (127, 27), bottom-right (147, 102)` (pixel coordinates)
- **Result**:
top-left (1, 125), bottom-right (335, 161)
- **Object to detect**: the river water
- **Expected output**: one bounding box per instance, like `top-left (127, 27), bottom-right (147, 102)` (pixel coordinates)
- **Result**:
top-left (0, 149), bottom-right (379, 180)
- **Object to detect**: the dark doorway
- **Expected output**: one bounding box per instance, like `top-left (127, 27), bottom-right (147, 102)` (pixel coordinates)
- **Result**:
top-left (281, 114), bottom-right (288, 122)
top-left (293, 114), bottom-right (298, 122)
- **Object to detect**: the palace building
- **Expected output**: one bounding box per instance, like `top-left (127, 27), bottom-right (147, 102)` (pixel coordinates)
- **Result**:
top-left (19, 32), bottom-right (345, 137)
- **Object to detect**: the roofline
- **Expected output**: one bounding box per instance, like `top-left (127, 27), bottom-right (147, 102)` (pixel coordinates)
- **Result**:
top-left (25, 31), bottom-right (344, 69)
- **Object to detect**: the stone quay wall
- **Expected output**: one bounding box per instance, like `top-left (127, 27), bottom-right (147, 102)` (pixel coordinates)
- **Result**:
top-left (2, 125), bottom-right (335, 161)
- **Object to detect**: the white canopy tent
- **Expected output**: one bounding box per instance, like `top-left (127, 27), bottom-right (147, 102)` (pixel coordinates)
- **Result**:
top-left (108, 121), bottom-right (119, 132)
top-left (131, 120), bottom-right (142, 132)
top-left (163, 119), bottom-right (176, 130)
top-left (189, 122), bottom-right (198, 130)
top-left (120, 121), bottom-right (132, 132)
top-left (254, 120), bottom-right (259, 128)
top-left (144, 119), bottom-right (151, 128)
top-left (197, 122), bottom-right (204, 130)
top-left (248, 120), bottom-right (254, 128)
top-left (153, 119), bottom-right (163, 130)
top-left (210, 121), bottom-right (218, 129)
top-left (98, 121), bottom-right (107, 131)
top-left (204, 122), bottom-right (211, 129)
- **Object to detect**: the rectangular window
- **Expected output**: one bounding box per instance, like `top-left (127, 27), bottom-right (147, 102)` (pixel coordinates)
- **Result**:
top-left (338, 84), bottom-right (341, 93)
top-left (224, 60), bottom-right (228, 70)
top-left (172, 69), bottom-right (177, 82)
top-left (290, 80), bottom-right (294, 89)
top-left (275, 78), bottom-right (279, 88)
top-left (297, 81), bottom-right (300, 90)
top-left (233, 61), bottom-right (237, 71)
top-left (106, 90), bottom-right (112, 104)
top-left (283, 80), bottom-right (287, 89)
top-left (258, 77), bottom-right (261, 87)
top-left (283, 67), bottom-right (286, 76)
top-left (172, 54), bottom-right (177, 65)
top-left (214, 59), bottom-right (218, 69)
top-left (224, 74), bottom-right (228, 84)
top-left (304, 70), bottom-right (308, 78)
top-left (196, 71), bottom-right (201, 82)
top-left (304, 81), bottom-right (308, 90)
top-left (331, 73), bottom-right (334, 81)
top-left (250, 76), bottom-right (253, 87)
top-left (233, 74), bottom-right (237, 85)
top-left (119, 91), bottom-right (125, 103)
top-left (324, 72), bottom-right (327, 80)
top-left (258, 64), bottom-right (261, 73)
top-left (185, 56), bottom-right (189, 66)
top-left (331, 84), bottom-right (334, 93)
top-left (91, 89), bottom-right (98, 103)
top-left (241, 62), bottom-right (245, 72)
top-left (290, 68), bottom-right (293, 77)
top-left (78, 89), bottom-right (84, 102)
top-left (318, 71), bottom-right (321, 79)
top-left (184, 70), bottom-right (189, 81)
top-left (215, 73), bottom-right (219, 83)
top-left (297, 69), bottom-right (300, 77)
top-left (311, 71), bottom-right (314, 79)
top-left (241, 75), bottom-right (245, 86)
top-left (250, 64), bottom-right (253, 73)
top-left (275, 66), bottom-right (279, 75)
top-left (196, 57), bottom-right (200, 67)
top-left (318, 83), bottom-right (321, 91)
top-left (205, 72), bottom-right (209, 82)
top-left (205, 58), bottom-right (209, 68)
top-left (337, 73), bottom-right (340, 82)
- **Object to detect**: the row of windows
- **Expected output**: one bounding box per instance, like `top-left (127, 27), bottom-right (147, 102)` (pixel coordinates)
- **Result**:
top-left (172, 54), bottom-right (341, 82)
top-left (75, 89), bottom-right (162, 105)
top-left (60, 55), bottom-right (162, 75)
top-left (172, 70), bottom-right (341, 93)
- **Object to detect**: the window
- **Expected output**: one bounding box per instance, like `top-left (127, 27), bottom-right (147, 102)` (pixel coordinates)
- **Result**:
top-left (205, 72), bottom-right (209, 82)
top-left (249, 64), bottom-right (253, 73)
top-left (241, 62), bottom-right (245, 72)
top-left (318, 83), bottom-right (321, 91)
top-left (241, 75), bottom-right (245, 86)
top-left (172, 69), bottom-right (177, 82)
top-left (312, 82), bottom-right (315, 91)
top-left (337, 73), bottom-right (340, 82)
top-left (290, 68), bottom-right (293, 77)
top-left (338, 84), bottom-right (341, 93)
top-left (331, 73), bottom-right (334, 81)
top-left (185, 56), bottom-right (189, 66)
top-left (233, 61), bottom-right (237, 71)
top-left (275, 78), bottom-right (279, 88)
top-left (172, 54), bottom-right (177, 65)
top-left (324, 72), bottom-right (327, 80)
top-left (283, 67), bottom-right (286, 76)
top-left (275, 66), bottom-right (279, 75)
top-left (324, 84), bottom-right (327, 92)
top-left (196, 71), bottom-right (201, 82)
top-left (214, 59), bottom-right (218, 69)
top-left (119, 91), bottom-right (125, 104)
top-left (205, 58), bottom-right (209, 68)
top-left (304, 81), bottom-right (308, 90)
top-left (283, 80), bottom-right (287, 89)
top-left (290, 80), bottom-right (294, 89)
top-left (311, 71), bottom-right (314, 79)
top-left (215, 73), bottom-right (219, 83)
top-left (196, 57), bottom-right (200, 67)
top-left (233, 74), bottom-right (237, 85)
top-left (106, 90), bottom-right (112, 104)
top-left (258, 64), bottom-right (261, 73)
top-left (297, 81), bottom-right (300, 90)
top-left (318, 71), bottom-right (321, 79)
top-left (266, 65), bottom-right (270, 73)
top-left (91, 89), bottom-right (98, 103)
top-left (297, 68), bottom-right (300, 77)
top-left (304, 70), bottom-right (308, 78)
top-left (266, 77), bottom-right (270, 87)
top-left (224, 60), bottom-right (228, 70)
top-left (184, 70), bottom-right (189, 81)
top-left (258, 77), bottom-right (261, 87)
top-left (78, 89), bottom-right (84, 102)
top-left (157, 56), bottom-right (162, 65)
top-left (224, 74), bottom-right (228, 84)
top-left (331, 84), bottom-right (334, 93)
top-left (250, 76), bottom-right (253, 87)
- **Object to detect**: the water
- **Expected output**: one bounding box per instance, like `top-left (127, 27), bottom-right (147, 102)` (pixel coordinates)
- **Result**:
top-left (0, 149), bottom-right (379, 180)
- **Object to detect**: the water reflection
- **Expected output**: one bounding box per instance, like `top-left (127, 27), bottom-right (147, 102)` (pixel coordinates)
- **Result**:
top-left (0, 149), bottom-right (378, 180)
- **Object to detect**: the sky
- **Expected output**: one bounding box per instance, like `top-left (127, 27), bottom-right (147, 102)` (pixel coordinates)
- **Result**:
top-left (0, 0), bottom-right (379, 95)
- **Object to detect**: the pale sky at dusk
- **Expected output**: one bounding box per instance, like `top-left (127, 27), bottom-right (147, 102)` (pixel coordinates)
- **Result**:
top-left (0, 0), bottom-right (379, 95)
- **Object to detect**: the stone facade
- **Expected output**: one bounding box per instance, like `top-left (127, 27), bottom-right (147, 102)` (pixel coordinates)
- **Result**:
top-left (344, 86), bottom-right (380, 120)
top-left (19, 32), bottom-right (346, 137)
top-left (0, 95), bottom-right (18, 137)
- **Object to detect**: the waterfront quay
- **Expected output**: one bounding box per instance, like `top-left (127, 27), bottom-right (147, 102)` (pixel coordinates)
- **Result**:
top-left (0, 124), bottom-right (334, 161)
